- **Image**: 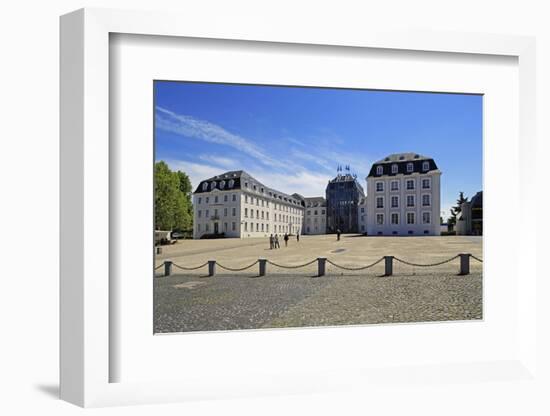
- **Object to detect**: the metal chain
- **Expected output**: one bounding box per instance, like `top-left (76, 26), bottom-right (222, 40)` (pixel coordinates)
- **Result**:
top-left (326, 257), bottom-right (385, 271)
top-left (393, 255), bottom-right (459, 267)
top-left (172, 262), bottom-right (209, 271)
top-left (266, 259), bottom-right (318, 269)
top-left (217, 261), bottom-right (259, 272)
top-left (470, 255), bottom-right (483, 263)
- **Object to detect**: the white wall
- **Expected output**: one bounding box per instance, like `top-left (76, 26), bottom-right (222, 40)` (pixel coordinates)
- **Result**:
top-left (2, 1), bottom-right (549, 416)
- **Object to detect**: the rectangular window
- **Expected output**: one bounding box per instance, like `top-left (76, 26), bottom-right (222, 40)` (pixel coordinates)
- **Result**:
top-left (391, 164), bottom-right (398, 174)
top-left (205, 197), bottom-right (209, 203)
top-left (407, 195), bottom-right (415, 207)
top-left (205, 209), bottom-right (209, 217)
top-left (215, 196), bottom-right (218, 203)
top-left (245, 195), bottom-right (248, 203)
top-left (261, 211), bottom-right (264, 219)
top-left (422, 194), bottom-right (430, 206)
top-left (376, 181), bottom-right (384, 192)
top-left (261, 224), bottom-right (264, 231)
top-left (406, 179), bottom-right (415, 190)
top-left (266, 224), bottom-right (269, 232)
top-left (391, 213), bottom-right (399, 225)
top-left (224, 222), bottom-right (228, 231)
top-left (266, 212), bottom-right (269, 220)
top-left (407, 163), bottom-right (414, 173)
top-left (224, 208), bottom-right (228, 216)
top-left (205, 223), bottom-right (210, 232)
top-left (245, 222), bottom-right (248, 231)
top-left (198, 210), bottom-right (202, 218)
top-left (244, 208), bottom-right (248, 217)
top-left (322, 210), bottom-right (325, 215)
top-left (224, 195), bottom-right (228, 202)
top-left (407, 212), bottom-right (415, 224)
top-left (232, 207), bottom-right (236, 216)
top-left (422, 161), bottom-right (430, 171)
top-left (361, 207), bottom-right (365, 213)
top-left (376, 213), bottom-right (384, 225)
top-left (232, 222), bottom-right (236, 231)
top-left (314, 210), bottom-right (318, 215)
top-left (256, 223), bottom-right (259, 232)
top-left (391, 196), bottom-right (399, 208)
top-left (423, 212), bottom-right (431, 224)
top-left (232, 194), bottom-right (236, 201)
top-left (391, 180), bottom-right (399, 191)
top-left (198, 197), bottom-right (202, 204)
top-left (214, 209), bottom-right (218, 217)
top-left (422, 178), bottom-right (431, 189)
top-left (376, 197), bottom-right (384, 209)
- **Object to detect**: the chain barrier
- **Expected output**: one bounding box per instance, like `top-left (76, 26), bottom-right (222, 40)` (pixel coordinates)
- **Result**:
top-left (154, 263), bottom-right (165, 271)
top-left (326, 257), bottom-right (385, 271)
top-left (393, 255), bottom-right (460, 267)
top-left (266, 259), bottom-right (318, 269)
top-left (172, 262), bottom-right (209, 271)
top-left (470, 255), bottom-right (483, 263)
top-left (217, 261), bottom-right (259, 272)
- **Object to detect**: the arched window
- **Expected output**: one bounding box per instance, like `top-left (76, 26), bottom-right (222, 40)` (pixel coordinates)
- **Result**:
top-left (219, 180), bottom-right (226, 189)
top-left (202, 182), bottom-right (208, 191)
top-left (391, 164), bottom-right (398, 174)
top-left (210, 181), bottom-right (216, 190)
top-left (376, 165), bottom-right (383, 175)
top-left (228, 179), bottom-right (234, 188)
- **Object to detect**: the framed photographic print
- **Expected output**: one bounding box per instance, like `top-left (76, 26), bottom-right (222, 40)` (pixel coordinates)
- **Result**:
top-left (60, 8), bottom-right (538, 408)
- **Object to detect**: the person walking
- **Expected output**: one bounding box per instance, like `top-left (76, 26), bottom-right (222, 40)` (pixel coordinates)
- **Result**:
top-left (274, 234), bottom-right (280, 249)
top-left (269, 234), bottom-right (274, 249)
top-left (296, 233), bottom-right (300, 242)
top-left (284, 233), bottom-right (289, 247)
top-left (336, 228), bottom-right (341, 241)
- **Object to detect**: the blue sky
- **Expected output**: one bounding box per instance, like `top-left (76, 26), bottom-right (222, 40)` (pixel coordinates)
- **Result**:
top-left (155, 81), bottom-right (482, 220)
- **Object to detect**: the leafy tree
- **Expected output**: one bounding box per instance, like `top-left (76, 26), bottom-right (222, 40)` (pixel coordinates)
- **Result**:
top-left (154, 161), bottom-right (194, 231)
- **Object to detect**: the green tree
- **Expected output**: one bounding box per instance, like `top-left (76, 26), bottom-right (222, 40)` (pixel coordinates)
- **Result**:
top-left (154, 161), bottom-right (194, 231)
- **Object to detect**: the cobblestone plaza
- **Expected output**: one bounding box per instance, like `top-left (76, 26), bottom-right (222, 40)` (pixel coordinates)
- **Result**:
top-left (154, 235), bottom-right (482, 333)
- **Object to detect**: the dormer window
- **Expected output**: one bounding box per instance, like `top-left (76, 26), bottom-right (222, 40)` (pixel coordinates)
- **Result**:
top-left (407, 163), bottom-right (414, 173)
top-left (244, 182), bottom-right (248, 188)
top-left (219, 180), bottom-right (226, 189)
top-left (391, 164), bottom-right (398, 174)
top-left (202, 182), bottom-right (208, 191)
top-left (228, 179), bottom-right (234, 188)
top-left (422, 161), bottom-right (429, 171)
top-left (376, 166), bottom-right (383, 175)
top-left (210, 182), bottom-right (216, 190)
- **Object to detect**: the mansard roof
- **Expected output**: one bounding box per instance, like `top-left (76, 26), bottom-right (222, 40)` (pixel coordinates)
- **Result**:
top-left (193, 170), bottom-right (305, 206)
top-left (368, 153), bottom-right (439, 177)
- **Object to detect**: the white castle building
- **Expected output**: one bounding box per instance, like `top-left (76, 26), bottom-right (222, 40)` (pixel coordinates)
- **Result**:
top-left (303, 197), bottom-right (327, 235)
top-left (358, 196), bottom-right (367, 234)
top-left (192, 171), bottom-right (305, 239)
top-left (366, 153), bottom-right (441, 236)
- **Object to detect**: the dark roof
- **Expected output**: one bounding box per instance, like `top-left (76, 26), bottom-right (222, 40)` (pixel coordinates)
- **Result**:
top-left (193, 170), bottom-right (304, 206)
top-left (471, 191), bottom-right (483, 209)
top-left (304, 196), bottom-right (326, 208)
top-left (368, 153), bottom-right (439, 177)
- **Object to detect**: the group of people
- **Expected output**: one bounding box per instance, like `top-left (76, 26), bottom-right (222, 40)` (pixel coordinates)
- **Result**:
top-left (269, 232), bottom-right (299, 249)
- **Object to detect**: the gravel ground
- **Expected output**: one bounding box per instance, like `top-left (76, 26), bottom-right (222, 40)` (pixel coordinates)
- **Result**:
top-left (154, 235), bottom-right (483, 333)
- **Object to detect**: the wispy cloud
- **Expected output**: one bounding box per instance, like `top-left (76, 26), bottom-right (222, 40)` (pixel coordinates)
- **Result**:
top-left (156, 107), bottom-right (286, 169)
top-left (198, 154), bottom-right (239, 170)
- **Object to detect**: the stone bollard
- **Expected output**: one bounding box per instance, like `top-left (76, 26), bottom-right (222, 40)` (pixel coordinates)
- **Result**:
top-left (208, 260), bottom-right (216, 277)
top-left (164, 261), bottom-right (172, 277)
top-left (384, 256), bottom-right (393, 276)
top-left (459, 253), bottom-right (470, 275)
top-left (259, 259), bottom-right (267, 276)
top-left (317, 257), bottom-right (327, 277)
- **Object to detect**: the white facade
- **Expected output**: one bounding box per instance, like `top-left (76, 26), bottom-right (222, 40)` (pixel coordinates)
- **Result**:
top-left (193, 171), bottom-right (305, 239)
top-left (303, 197), bottom-right (327, 235)
top-left (366, 154), bottom-right (441, 236)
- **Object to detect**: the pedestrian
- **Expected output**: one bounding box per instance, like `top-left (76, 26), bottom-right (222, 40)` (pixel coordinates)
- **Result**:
top-left (274, 234), bottom-right (280, 249)
top-left (269, 234), bottom-right (274, 249)
top-left (284, 233), bottom-right (289, 247)
top-left (296, 233), bottom-right (300, 242)
top-left (336, 228), bottom-right (341, 241)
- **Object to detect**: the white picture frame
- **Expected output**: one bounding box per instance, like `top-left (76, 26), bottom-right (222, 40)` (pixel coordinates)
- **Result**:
top-left (60, 8), bottom-right (538, 408)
